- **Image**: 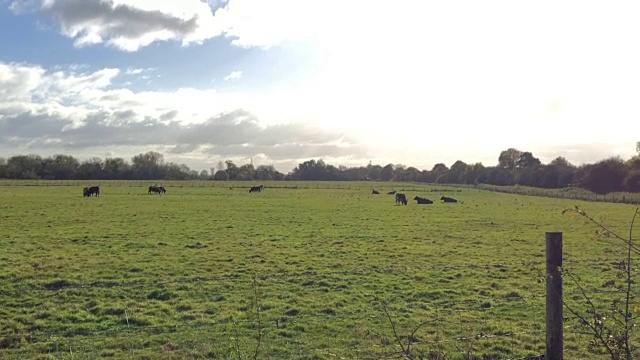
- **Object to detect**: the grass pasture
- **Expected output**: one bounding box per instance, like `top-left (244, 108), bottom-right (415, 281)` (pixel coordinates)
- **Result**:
top-left (0, 181), bottom-right (638, 359)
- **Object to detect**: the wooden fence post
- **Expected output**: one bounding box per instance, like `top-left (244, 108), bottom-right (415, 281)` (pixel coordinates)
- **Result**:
top-left (546, 232), bottom-right (563, 360)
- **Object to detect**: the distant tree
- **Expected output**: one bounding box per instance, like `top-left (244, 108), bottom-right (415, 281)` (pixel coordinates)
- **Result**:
top-left (463, 162), bottom-right (486, 184)
top-left (516, 152), bottom-right (541, 169)
top-left (431, 163), bottom-right (449, 183)
top-left (498, 148), bottom-right (523, 170)
top-left (486, 167), bottom-right (513, 186)
top-left (199, 170), bottom-right (209, 179)
top-left (431, 163), bottom-right (449, 173)
top-left (380, 164), bottom-right (395, 181)
top-left (131, 151), bottom-right (164, 179)
top-left (577, 157), bottom-right (628, 194)
top-left (255, 165), bottom-right (283, 180)
top-left (237, 164), bottom-right (255, 180)
top-left (366, 163), bottom-right (382, 180)
top-left (549, 156), bottom-right (574, 169)
top-left (341, 166), bottom-right (368, 181)
top-left (627, 156), bottom-right (640, 171)
top-left (544, 157), bottom-right (575, 188)
top-left (446, 160), bottom-right (468, 183)
top-left (536, 165), bottom-right (560, 188)
top-left (325, 163), bottom-right (344, 180)
top-left (164, 163), bottom-right (190, 180)
top-left (289, 159), bottom-right (343, 180)
top-left (39, 157), bottom-right (56, 179)
top-left (77, 157), bottom-right (104, 180)
top-left (0, 157), bottom-right (6, 178)
top-left (393, 166), bottom-right (405, 181)
top-left (624, 171), bottom-right (640, 192)
top-left (415, 170), bottom-right (430, 182)
top-left (291, 159), bottom-right (317, 180)
top-left (103, 157), bottom-right (130, 179)
top-left (396, 166), bottom-right (420, 182)
top-left (6, 155), bottom-right (43, 179)
top-left (225, 160), bottom-right (240, 180)
top-left (52, 154), bottom-right (79, 179)
top-left (637, 141), bottom-right (640, 153)
top-left (214, 170), bottom-right (229, 180)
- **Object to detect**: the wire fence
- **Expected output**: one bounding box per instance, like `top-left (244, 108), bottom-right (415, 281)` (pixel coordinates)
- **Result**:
top-left (0, 179), bottom-right (472, 192)
top-left (1, 258), bottom-right (637, 359)
top-left (476, 184), bottom-right (640, 205)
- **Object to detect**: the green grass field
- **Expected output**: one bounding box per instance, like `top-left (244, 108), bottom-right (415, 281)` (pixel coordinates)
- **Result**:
top-left (0, 181), bottom-right (638, 359)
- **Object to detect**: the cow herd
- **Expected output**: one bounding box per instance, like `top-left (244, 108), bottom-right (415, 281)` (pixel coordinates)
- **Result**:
top-left (81, 184), bottom-right (458, 206)
top-left (372, 189), bottom-right (460, 206)
top-left (82, 185), bottom-right (167, 197)
top-left (82, 184), bottom-right (267, 197)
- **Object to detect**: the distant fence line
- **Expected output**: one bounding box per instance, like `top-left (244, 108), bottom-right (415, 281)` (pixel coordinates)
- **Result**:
top-left (0, 179), bottom-right (472, 194)
top-left (476, 184), bottom-right (640, 205)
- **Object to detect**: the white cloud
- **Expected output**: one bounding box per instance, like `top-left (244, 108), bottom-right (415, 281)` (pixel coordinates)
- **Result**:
top-left (0, 62), bottom-right (367, 171)
top-left (9, 0), bottom-right (218, 51)
top-left (125, 68), bottom-right (144, 75)
top-left (9, 0), bottom-right (325, 51)
top-left (223, 70), bottom-right (242, 81)
top-left (4, 1), bottom-right (640, 170)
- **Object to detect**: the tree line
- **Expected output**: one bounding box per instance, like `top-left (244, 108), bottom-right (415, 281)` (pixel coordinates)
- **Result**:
top-left (0, 147), bottom-right (639, 194)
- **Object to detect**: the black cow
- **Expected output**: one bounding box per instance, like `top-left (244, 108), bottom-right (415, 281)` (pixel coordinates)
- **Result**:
top-left (441, 196), bottom-right (458, 203)
top-left (83, 186), bottom-right (100, 197)
top-left (372, 189), bottom-right (380, 194)
top-left (148, 186), bottom-right (165, 195)
top-left (414, 196), bottom-right (433, 204)
top-left (387, 190), bottom-right (397, 195)
top-left (249, 185), bottom-right (263, 193)
top-left (395, 193), bottom-right (408, 205)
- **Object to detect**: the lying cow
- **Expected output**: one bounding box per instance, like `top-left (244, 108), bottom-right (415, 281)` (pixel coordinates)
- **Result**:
top-left (441, 196), bottom-right (458, 203)
top-left (372, 189), bottom-right (381, 194)
top-left (414, 196), bottom-right (433, 204)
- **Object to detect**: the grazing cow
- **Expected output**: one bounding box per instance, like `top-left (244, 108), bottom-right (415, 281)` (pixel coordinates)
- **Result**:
top-left (249, 185), bottom-right (263, 193)
top-left (387, 190), bottom-right (397, 195)
top-left (83, 186), bottom-right (100, 197)
top-left (395, 193), bottom-right (408, 205)
top-left (414, 196), bottom-right (433, 204)
top-left (148, 186), bottom-right (164, 195)
top-left (441, 196), bottom-right (458, 203)
top-left (158, 186), bottom-right (166, 194)
top-left (372, 189), bottom-right (381, 194)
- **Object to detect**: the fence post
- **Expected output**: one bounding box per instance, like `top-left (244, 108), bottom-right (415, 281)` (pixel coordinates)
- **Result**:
top-left (546, 232), bottom-right (563, 360)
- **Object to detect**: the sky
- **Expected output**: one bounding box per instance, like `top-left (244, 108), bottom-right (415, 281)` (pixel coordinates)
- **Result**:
top-left (0, 0), bottom-right (638, 173)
